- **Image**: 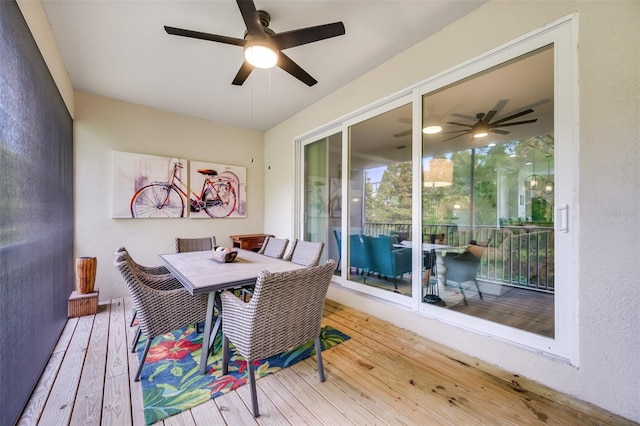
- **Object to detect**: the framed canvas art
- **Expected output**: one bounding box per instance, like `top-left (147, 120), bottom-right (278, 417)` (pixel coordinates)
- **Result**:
top-left (112, 151), bottom-right (187, 218)
top-left (189, 161), bottom-right (246, 218)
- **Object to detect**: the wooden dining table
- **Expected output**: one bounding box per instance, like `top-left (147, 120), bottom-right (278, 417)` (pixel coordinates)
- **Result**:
top-left (159, 248), bottom-right (305, 374)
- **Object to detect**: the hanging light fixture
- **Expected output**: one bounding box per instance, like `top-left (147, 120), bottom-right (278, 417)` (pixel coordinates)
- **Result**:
top-left (543, 154), bottom-right (554, 194)
top-left (524, 150), bottom-right (542, 191)
top-left (423, 158), bottom-right (453, 188)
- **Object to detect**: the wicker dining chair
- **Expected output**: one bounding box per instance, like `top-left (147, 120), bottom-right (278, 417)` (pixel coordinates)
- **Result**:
top-left (115, 247), bottom-right (183, 351)
top-left (257, 236), bottom-right (289, 259)
top-left (175, 236), bottom-right (217, 253)
top-left (220, 260), bottom-right (336, 417)
top-left (284, 239), bottom-right (325, 267)
top-left (114, 252), bottom-right (209, 381)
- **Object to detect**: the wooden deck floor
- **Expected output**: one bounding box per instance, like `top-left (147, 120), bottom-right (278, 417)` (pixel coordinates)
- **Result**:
top-left (18, 297), bottom-right (634, 426)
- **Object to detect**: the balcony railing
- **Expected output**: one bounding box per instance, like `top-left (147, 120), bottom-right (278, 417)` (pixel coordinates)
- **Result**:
top-left (362, 222), bottom-right (554, 292)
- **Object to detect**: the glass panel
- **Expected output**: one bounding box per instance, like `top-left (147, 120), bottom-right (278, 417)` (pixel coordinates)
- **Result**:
top-left (348, 103), bottom-right (414, 296)
top-left (303, 132), bottom-right (342, 267)
top-left (421, 46), bottom-right (555, 337)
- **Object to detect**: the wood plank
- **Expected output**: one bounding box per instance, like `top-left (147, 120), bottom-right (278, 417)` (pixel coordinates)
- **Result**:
top-left (105, 297), bottom-right (129, 379)
top-left (325, 323), bottom-right (529, 425)
top-left (20, 296), bottom-right (635, 426)
top-left (214, 391), bottom-right (259, 425)
top-left (317, 341), bottom-right (453, 426)
top-left (301, 355), bottom-right (423, 426)
top-left (102, 375), bottom-right (133, 426)
top-left (53, 317), bottom-right (79, 353)
top-left (254, 373), bottom-right (320, 425)
top-left (38, 315), bottom-right (93, 425)
top-left (234, 378), bottom-right (295, 425)
top-left (324, 301), bottom-right (632, 426)
top-left (274, 366), bottom-right (356, 425)
top-left (289, 359), bottom-right (391, 425)
top-left (323, 304), bottom-right (562, 424)
top-left (189, 400), bottom-right (227, 425)
top-left (70, 303), bottom-right (110, 425)
top-left (163, 410), bottom-right (196, 426)
top-left (17, 350), bottom-right (65, 426)
top-left (124, 295), bottom-right (147, 426)
top-left (18, 318), bottom-right (80, 425)
top-left (102, 298), bottom-right (133, 425)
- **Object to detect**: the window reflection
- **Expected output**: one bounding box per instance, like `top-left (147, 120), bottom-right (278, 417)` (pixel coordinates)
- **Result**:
top-left (422, 46), bottom-right (555, 337)
top-left (348, 103), bottom-right (414, 296)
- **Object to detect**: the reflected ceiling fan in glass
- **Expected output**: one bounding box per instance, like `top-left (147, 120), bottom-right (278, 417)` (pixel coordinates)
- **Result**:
top-left (441, 109), bottom-right (538, 143)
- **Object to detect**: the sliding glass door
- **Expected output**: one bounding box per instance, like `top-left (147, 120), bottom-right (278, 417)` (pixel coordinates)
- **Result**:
top-left (295, 18), bottom-right (577, 362)
top-left (420, 45), bottom-right (555, 337)
top-left (301, 131), bottom-right (342, 267)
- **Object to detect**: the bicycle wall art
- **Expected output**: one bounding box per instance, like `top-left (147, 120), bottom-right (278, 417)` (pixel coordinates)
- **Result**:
top-left (111, 151), bottom-right (246, 219)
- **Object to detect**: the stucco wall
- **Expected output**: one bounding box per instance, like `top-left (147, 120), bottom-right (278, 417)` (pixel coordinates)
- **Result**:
top-left (264, 1), bottom-right (639, 422)
top-left (74, 92), bottom-right (265, 301)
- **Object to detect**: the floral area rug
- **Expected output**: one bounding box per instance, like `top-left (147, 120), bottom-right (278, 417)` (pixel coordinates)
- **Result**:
top-left (134, 324), bottom-right (350, 424)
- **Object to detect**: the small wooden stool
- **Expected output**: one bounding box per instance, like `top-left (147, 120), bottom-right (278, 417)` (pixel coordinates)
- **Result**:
top-left (68, 290), bottom-right (99, 318)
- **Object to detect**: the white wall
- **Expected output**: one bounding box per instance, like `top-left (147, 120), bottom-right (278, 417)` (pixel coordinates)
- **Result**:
top-left (74, 92), bottom-right (265, 300)
top-left (264, 1), bottom-right (639, 422)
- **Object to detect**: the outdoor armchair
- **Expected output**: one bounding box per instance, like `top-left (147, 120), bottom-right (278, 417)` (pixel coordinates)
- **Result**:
top-left (220, 260), bottom-right (336, 417)
top-left (369, 235), bottom-right (412, 289)
top-left (257, 236), bottom-right (289, 259)
top-left (114, 252), bottom-right (209, 381)
top-left (284, 239), bottom-right (324, 267)
top-left (175, 236), bottom-right (217, 253)
top-left (116, 247), bottom-right (181, 351)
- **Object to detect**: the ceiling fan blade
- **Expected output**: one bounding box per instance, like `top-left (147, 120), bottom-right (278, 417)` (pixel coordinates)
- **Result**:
top-left (271, 22), bottom-right (345, 50)
top-left (277, 52), bottom-right (317, 86)
top-left (492, 119), bottom-right (538, 128)
top-left (164, 26), bottom-right (245, 47)
top-left (394, 129), bottom-right (411, 138)
top-left (446, 121), bottom-right (474, 128)
top-left (441, 133), bottom-right (467, 143)
top-left (232, 61), bottom-right (254, 86)
top-left (490, 108), bottom-right (534, 125)
top-left (490, 129), bottom-right (510, 135)
top-left (236, 0), bottom-right (264, 36)
top-left (442, 130), bottom-right (470, 135)
top-left (483, 110), bottom-right (497, 124)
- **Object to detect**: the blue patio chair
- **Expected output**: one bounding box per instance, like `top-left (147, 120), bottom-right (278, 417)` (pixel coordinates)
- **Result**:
top-left (369, 235), bottom-right (412, 289)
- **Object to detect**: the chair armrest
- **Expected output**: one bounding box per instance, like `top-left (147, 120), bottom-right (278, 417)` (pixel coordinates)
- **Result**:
top-left (133, 285), bottom-right (208, 337)
top-left (220, 290), bottom-right (255, 341)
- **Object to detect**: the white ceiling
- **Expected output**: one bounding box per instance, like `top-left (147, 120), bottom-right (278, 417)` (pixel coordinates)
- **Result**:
top-left (41, 0), bottom-right (486, 131)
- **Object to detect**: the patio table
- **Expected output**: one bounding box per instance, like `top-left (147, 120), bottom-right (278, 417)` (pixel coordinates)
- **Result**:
top-left (159, 248), bottom-right (304, 374)
top-left (396, 240), bottom-right (466, 307)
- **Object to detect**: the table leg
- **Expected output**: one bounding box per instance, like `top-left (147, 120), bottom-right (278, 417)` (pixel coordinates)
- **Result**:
top-left (199, 291), bottom-right (216, 375)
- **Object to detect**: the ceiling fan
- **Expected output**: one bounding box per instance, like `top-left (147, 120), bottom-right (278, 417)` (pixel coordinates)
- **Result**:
top-left (441, 108), bottom-right (538, 142)
top-left (164, 0), bottom-right (345, 87)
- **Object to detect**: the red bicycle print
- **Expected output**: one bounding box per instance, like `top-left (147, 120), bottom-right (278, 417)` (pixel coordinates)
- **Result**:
top-left (130, 162), bottom-right (237, 218)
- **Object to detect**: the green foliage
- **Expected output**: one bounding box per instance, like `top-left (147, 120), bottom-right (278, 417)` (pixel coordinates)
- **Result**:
top-left (366, 162), bottom-right (412, 222)
top-left (363, 135), bottom-right (554, 227)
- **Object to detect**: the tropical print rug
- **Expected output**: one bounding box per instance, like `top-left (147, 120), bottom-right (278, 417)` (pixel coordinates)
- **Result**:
top-left (134, 324), bottom-right (350, 424)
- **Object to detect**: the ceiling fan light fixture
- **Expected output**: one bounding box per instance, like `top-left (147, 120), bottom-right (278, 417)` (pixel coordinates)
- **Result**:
top-left (423, 125), bottom-right (442, 135)
top-left (244, 39), bottom-right (278, 69)
top-left (473, 130), bottom-right (489, 138)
